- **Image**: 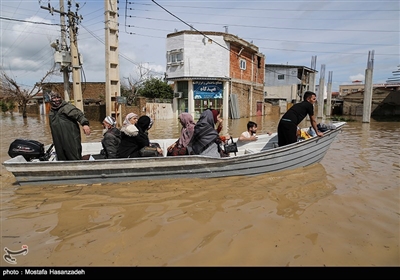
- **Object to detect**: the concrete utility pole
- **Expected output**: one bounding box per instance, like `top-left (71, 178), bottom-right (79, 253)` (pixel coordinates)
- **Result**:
top-left (326, 71), bottom-right (333, 117)
top-left (105, 0), bottom-right (122, 126)
top-left (309, 56), bottom-right (317, 94)
top-left (363, 50), bottom-right (374, 123)
top-left (59, 0), bottom-right (70, 102)
top-left (41, 1), bottom-right (70, 102)
top-left (317, 64), bottom-right (325, 118)
top-left (41, 1), bottom-right (83, 112)
top-left (68, 10), bottom-right (84, 112)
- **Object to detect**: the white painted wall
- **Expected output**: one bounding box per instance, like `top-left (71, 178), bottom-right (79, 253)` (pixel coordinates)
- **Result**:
top-left (166, 34), bottom-right (230, 79)
top-left (264, 85), bottom-right (297, 102)
top-left (145, 103), bottom-right (174, 120)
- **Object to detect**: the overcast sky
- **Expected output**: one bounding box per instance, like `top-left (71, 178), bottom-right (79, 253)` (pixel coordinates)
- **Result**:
top-left (0, 0), bottom-right (398, 92)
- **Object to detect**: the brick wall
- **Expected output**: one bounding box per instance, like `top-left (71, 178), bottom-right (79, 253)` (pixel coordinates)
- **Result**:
top-left (231, 82), bottom-right (264, 118)
top-left (43, 82), bottom-right (106, 101)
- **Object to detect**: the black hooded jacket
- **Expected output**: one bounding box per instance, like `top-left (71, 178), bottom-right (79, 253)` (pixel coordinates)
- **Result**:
top-left (101, 127), bottom-right (121, 159)
top-left (49, 101), bottom-right (89, 160)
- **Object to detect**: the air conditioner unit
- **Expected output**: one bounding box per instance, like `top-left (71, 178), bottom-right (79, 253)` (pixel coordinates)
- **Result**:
top-left (174, 92), bottom-right (182, 98)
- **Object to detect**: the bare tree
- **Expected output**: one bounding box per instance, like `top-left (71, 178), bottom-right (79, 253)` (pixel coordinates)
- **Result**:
top-left (122, 63), bottom-right (152, 105)
top-left (0, 66), bottom-right (57, 118)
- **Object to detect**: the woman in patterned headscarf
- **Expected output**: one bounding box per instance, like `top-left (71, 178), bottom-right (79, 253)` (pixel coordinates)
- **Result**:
top-left (167, 112), bottom-right (196, 156)
top-left (122, 112), bottom-right (139, 127)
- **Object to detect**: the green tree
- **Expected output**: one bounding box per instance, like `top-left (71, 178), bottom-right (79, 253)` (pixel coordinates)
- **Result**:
top-left (136, 77), bottom-right (173, 99)
top-left (0, 101), bottom-right (8, 114)
top-left (7, 101), bottom-right (15, 114)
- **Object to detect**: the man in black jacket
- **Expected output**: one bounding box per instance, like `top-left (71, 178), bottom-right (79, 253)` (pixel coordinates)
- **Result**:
top-left (101, 116), bottom-right (121, 159)
top-left (48, 92), bottom-right (91, 160)
top-left (277, 91), bottom-right (323, 147)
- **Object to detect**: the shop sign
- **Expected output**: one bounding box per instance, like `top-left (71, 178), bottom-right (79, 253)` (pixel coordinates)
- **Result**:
top-left (193, 80), bottom-right (223, 99)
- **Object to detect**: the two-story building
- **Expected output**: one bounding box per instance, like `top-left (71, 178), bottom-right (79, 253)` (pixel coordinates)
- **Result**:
top-left (263, 64), bottom-right (317, 113)
top-left (165, 30), bottom-right (265, 120)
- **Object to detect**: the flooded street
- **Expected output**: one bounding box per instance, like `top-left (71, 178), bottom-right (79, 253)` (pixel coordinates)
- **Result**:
top-left (1, 113), bottom-right (399, 267)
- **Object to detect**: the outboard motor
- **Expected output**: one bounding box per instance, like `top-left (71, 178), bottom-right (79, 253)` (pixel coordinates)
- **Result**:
top-left (8, 139), bottom-right (46, 161)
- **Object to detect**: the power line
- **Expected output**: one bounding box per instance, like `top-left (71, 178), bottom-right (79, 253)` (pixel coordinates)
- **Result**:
top-left (131, 1), bottom-right (400, 12)
top-left (0, 16), bottom-right (60, 26)
top-left (151, 0), bottom-right (231, 53)
top-left (126, 14), bottom-right (397, 33)
top-left (128, 6), bottom-right (396, 21)
top-left (80, 24), bottom-right (165, 76)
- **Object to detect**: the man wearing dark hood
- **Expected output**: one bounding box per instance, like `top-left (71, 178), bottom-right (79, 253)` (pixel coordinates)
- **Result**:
top-left (48, 92), bottom-right (91, 160)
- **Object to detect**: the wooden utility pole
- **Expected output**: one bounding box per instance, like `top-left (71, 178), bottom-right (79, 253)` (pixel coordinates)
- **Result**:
top-left (105, 0), bottom-right (122, 126)
top-left (363, 50), bottom-right (374, 123)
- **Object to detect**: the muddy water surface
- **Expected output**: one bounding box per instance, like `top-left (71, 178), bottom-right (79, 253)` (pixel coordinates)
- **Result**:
top-left (1, 114), bottom-right (398, 266)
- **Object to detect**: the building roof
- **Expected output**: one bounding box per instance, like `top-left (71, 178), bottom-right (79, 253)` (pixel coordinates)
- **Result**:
top-left (166, 30), bottom-right (260, 53)
top-left (265, 63), bottom-right (317, 73)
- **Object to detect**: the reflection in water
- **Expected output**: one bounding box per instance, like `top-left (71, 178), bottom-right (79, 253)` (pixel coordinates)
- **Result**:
top-left (266, 164), bottom-right (335, 219)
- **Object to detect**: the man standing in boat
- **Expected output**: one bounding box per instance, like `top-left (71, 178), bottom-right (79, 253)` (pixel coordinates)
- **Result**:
top-left (277, 91), bottom-right (323, 147)
top-left (48, 92), bottom-right (91, 160)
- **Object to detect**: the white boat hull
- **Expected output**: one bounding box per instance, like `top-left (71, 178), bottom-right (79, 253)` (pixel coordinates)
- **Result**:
top-left (3, 122), bottom-right (346, 186)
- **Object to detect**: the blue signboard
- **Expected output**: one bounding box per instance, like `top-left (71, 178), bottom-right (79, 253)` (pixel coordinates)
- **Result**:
top-left (193, 80), bottom-right (223, 99)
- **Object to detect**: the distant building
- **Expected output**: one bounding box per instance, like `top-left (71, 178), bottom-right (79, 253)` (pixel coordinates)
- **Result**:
top-left (165, 30), bottom-right (265, 119)
top-left (341, 83), bottom-right (400, 116)
top-left (264, 64), bottom-right (317, 113)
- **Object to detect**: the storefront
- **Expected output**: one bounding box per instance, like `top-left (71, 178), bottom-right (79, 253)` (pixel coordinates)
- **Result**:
top-left (174, 79), bottom-right (229, 120)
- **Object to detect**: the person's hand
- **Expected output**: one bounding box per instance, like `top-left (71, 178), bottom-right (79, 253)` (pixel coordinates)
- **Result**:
top-left (167, 142), bottom-right (176, 152)
top-left (83, 125), bottom-right (91, 135)
top-left (157, 147), bottom-right (163, 155)
top-left (317, 131), bottom-right (324, 137)
top-left (250, 135), bottom-right (258, 141)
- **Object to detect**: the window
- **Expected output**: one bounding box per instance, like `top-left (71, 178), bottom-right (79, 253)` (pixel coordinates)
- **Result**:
top-left (278, 74), bottom-right (285, 80)
top-left (167, 49), bottom-right (184, 65)
top-left (240, 59), bottom-right (246, 70)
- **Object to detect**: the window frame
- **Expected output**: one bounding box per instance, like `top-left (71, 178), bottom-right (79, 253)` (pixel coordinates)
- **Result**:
top-left (167, 49), bottom-right (184, 65)
top-left (239, 59), bottom-right (246, 70)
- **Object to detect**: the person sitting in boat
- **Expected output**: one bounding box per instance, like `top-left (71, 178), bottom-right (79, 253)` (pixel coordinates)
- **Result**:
top-left (238, 121), bottom-right (272, 142)
top-left (188, 109), bottom-right (223, 158)
top-left (138, 116), bottom-right (163, 156)
top-left (123, 112), bottom-right (139, 127)
top-left (277, 91), bottom-right (323, 147)
top-left (117, 115), bottom-right (162, 158)
top-left (167, 112), bottom-right (196, 156)
top-left (117, 113), bottom-right (143, 158)
top-left (238, 121), bottom-right (258, 142)
top-left (100, 116), bottom-right (121, 159)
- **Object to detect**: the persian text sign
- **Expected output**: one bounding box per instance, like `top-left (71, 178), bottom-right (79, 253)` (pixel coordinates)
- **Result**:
top-left (193, 81), bottom-right (223, 99)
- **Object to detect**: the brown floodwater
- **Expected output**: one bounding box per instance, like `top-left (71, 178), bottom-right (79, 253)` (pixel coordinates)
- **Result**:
top-left (0, 113), bottom-right (399, 267)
